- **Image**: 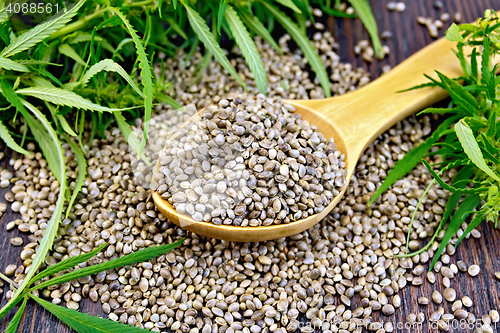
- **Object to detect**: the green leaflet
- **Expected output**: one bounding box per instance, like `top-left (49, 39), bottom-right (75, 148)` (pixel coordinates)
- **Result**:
top-left (238, 10), bottom-right (282, 54)
top-left (347, 0), bottom-right (383, 59)
top-left (437, 72), bottom-right (478, 115)
top-left (430, 194), bottom-right (481, 269)
top-left (0, 0), bottom-right (86, 57)
top-left (32, 239), bottom-right (185, 291)
top-left (79, 59), bottom-right (144, 98)
top-left (5, 296), bottom-right (27, 333)
top-left (63, 135), bottom-right (87, 218)
top-left (108, 8), bottom-right (154, 155)
top-left (445, 23), bottom-right (465, 43)
top-left (456, 211), bottom-right (485, 247)
top-left (275, 0), bottom-right (302, 13)
top-left (114, 112), bottom-right (150, 165)
top-left (455, 119), bottom-right (500, 182)
top-left (32, 295), bottom-right (146, 333)
top-left (422, 160), bottom-right (487, 194)
top-left (260, 1), bottom-right (331, 97)
top-left (31, 243), bottom-right (107, 283)
top-left (0, 294), bottom-right (23, 321)
top-left (0, 56), bottom-right (29, 72)
top-left (217, 0), bottom-right (228, 34)
top-left (58, 43), bottom-right (86, 66)
top-left (165, 17), bottom-right (188, 40)
top-left (153, 92), bottom-right (184, 111)
top-left (183, 3), bottom-right (247, 90)
top-left (369, 115), bottom-right (461, 205)
top-left (0, 120), bottom-right (31, 156)
top-left (224, 5), bottom-right (267, 95)
top-left (0, 98), bottom-right (67, 321)
top-left (56, 114), bottom-right (77, 136)
top-left (15, 86), bottom-right (136, 112)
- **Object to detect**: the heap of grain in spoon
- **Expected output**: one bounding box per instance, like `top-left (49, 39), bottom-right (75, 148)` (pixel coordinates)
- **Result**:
top-left (153, 93), bottom-right (347, 226)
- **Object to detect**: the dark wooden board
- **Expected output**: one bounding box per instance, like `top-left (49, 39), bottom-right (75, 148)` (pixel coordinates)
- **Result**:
top-left (1, 1), bottom-right (500, 332)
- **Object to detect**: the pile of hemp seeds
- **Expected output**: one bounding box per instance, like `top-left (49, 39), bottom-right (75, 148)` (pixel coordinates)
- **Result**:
top-left (153, 93), bottom-right (347, 226)
top-left (0, 30), bottom-right (499, 333)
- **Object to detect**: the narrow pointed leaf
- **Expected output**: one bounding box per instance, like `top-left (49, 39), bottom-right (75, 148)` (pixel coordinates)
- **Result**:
top-left (239, 11), bottom-right (282, 54)
top-left (0, 120), bottom-right (31, 156)
top-left (456, 212), bottom-right (485, 246)
top-left (15, 86), bottom-right (134, 112)
top-left (5, 296), bottom-right (27, 333)
top-left (0, 56), bottom-right (29, 72)
top-left (31, 243), bottom-right (106, 283)
top-left (79, 59), bottom-right (144, 98)
top-left (108, 8), bottom-right (153, 154)
top-left (58, 43), bottom-right (86, 66)
top-left (31, 295), bottom-right (146, 333)
top-left (275, 0), bottom-right (302, 13)
top-left (455, 119), bottom-right (500, 182)
top-left (217, 0), bottom-right (228, 34)
top-left (2, 99), bottom-right (67, 319)
top-left (32, 239), bottom-right (184, 291)
top-left (347, 0), bottom-right (384, 59)
top-left (153, 93), bottom-right (183, 111)
top-left (115, 112), bottom-right (150, 165)
top-left (56, 114), bottom-right (77, 136)
top-left (183, 3), bottom-right (247, 90)
top-left (260, 1), bottom-right (330, 97)
top-left (1, 0), bottom-right (85, 57)
top-left (64, 136), bottom-right (87, 218)
top-left (369, 115), bottom-right (461, 204)
top-left (430, 194), bottom-right (481, 269)
top-left (422, 160), bottom-right (487, 194)
top-left (225, 5), bottom-right (267, 94)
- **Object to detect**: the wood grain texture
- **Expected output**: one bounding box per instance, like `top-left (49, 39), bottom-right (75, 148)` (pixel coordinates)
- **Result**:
top-left (2, 1), bottom-right (500, 332)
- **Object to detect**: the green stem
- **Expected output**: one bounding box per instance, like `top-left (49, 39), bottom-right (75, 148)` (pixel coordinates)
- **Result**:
top-left (394, 222), bottom-right (442, 258)
top-left (404, 178), bottom-right (436, 254)
top-left (126, 0), bottom-right (155, 7)
top-left (0, 272), bottom-right (19, 289)
top-left (49, 8), bottom-right (109, 40)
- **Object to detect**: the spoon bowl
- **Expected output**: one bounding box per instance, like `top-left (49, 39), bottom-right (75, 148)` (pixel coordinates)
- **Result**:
top-left (154, 32), bottom-right (497, 242)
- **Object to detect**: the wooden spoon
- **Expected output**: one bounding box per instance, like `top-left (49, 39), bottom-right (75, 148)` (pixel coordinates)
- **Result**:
top-left (153, 34), bottom-right (493, 242)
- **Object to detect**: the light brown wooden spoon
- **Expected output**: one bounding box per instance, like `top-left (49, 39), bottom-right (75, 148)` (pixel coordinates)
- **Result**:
top-left (153, 33), bottom-right (497, 242)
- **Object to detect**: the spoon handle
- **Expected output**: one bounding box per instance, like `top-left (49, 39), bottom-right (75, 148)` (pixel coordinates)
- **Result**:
top-left (292, 36), bottom-right (497, 165)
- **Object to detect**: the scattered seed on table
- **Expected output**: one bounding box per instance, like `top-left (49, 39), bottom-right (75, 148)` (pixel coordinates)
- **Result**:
top-left (10, 237), bottom-right (23, 246)
top-left (418, 297), bottom-right (429, 305)
top-left (430, 311), bottom-right (442, 321)
top-left (4, 264), bottom-right (16, 276)
top-left (452, 300), bottom-right (462, 312)
top-left (442, 313), bottom-right (454, 321)
top-left (444, 288), bottom-right (457, 302)
top-left (427, 271), bottom-right (436, 284)
top-left (462, 296), bottom-right (473, 308)
top-left (468, 265), bottom-right (480, 277)
top-left (443, 277), bottom-right (451, 288)
top-left (490, 310), bottom-right (499, 323)
top-left (382, 304), bottom-right (395, 315)
top-left (394, 2), bottom-right (405, 12)
top-left (433, 290), bottom-right (443, 304)
top-left (454, 310), bottom-right (468, 320)
top-left (437, 319), bottom-right (449, 331)
top-left (457, 261), bottom-right (467, 272)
